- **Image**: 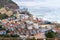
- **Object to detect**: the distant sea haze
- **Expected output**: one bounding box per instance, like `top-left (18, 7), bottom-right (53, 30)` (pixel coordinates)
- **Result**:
top-left (12, 0), bottom-right (60, 23)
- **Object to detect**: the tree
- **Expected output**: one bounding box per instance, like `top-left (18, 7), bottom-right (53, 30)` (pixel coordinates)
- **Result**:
top-left (0, 14), bottom-right (8, 19)
top-left (0, 24), bottom-right (2, 28)
top-left (45, 30), bottom-right (57, 40)
top-left (11, 34), bottom-right (19, 37)
top-left (0, 28), bottom-right (6, 30)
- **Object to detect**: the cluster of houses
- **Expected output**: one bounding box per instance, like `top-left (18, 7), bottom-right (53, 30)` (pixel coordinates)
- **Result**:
top-left (0, 7), bottom-right (57, 39)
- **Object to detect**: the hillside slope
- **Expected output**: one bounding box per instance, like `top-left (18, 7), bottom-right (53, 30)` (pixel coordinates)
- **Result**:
top-left (0, 0), bottom-right (19, 9)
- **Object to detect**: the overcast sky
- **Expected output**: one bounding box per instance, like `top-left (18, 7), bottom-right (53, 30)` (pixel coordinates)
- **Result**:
top-left (12, 0), bottom-right (60, 23)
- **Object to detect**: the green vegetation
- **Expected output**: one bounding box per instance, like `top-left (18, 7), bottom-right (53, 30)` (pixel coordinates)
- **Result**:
top-left (0, 4), bottom-right (4, 9)
top-left (0, 28), bottom-right (6, 30)
top-left (0, 24), bottom-right (2, 28)
top-left (0, 6), bottom-right (3, 9)
top-left (45, 30), bottom-right (57, 38)
top-left (0, 34), bottom-right (19, 37)
top-left (0, 14), bottom-right (8, 19)
top-left (0, 25), bottom-right (6, 30)
top-left (8, 0), bottom-right (13, 3)
top-left (6, 30), bottom-right (10, 33)
top-left (11, 34), bottom-right (19, 37)
top-left (45, 30), bottom-right (57, 40)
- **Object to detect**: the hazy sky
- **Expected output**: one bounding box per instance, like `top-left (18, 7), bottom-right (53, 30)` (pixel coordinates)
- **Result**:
top-left (12, 0), bottom-right (60, 23)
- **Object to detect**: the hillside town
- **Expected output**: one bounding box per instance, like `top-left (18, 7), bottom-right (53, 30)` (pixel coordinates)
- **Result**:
top-left (0, 7), bottom-right (59, 40)
top-left (0, 0), bottom-right (60, 40)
